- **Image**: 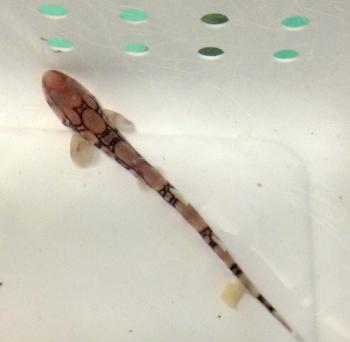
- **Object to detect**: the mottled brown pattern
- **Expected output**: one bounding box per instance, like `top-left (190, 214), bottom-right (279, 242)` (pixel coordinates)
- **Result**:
top-left (176, 202), bottom-right (208, 232)
top-left (83, 94), bottom-right (99, 110)
top-left (82, 109), bottom-right (106, 133)
top-left (64, 107), bottom-right (82, 125)
top-left (114, 141), bottom-right (140, 166)
top-left (80, 130), bottom-right (99, 144)
top-left (42, 70), bottom-right (298, 339)
top-left (134, 159), bottom-right (167, 190)
top-left (100, 129), bottom-right (117, 146)
top-left (101, 146), bottom-right (116, 158)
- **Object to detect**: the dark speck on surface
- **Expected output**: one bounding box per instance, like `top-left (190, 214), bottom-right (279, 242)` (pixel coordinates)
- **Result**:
top-left (257, 182), bottom-right (262, 187)
top-left (217, 315), bottom-right (222, 319)
top-left (128, 329), bottom-right (133, 333)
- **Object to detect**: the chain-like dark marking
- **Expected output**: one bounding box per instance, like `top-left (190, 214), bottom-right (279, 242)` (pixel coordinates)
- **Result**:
top-left (74, 101), bottom-right (88, 114)
top-left (159, 183), bottom-right (178, 207)
top-left (229, 262), bottom-right (243, 276)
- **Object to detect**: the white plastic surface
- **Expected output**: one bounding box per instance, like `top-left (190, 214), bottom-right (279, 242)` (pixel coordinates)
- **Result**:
top-left (1, 1), bottom-right (350, 342)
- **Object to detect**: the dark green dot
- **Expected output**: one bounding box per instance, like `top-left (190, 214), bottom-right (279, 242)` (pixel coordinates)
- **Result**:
top-left (120, 9), bottom-right (148, 22)
top-left (198, 47), bottom-right (224, 58)
top-left (47, 38), bottom-right (74, 51)
top-left (123, 43), bottom-right (149, 55)
top-left (273, 49), bottom-right (299, 60)
top-left (282, 16), bottom-right (310, 29)
top-left (38, 5), bottom-right (67, 18)
top-left (201, 13), bottom-right (229, 25)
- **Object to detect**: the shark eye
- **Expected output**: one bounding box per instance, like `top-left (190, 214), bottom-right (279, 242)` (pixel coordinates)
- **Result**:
top-left (62, 117), bottom-right (71, 127)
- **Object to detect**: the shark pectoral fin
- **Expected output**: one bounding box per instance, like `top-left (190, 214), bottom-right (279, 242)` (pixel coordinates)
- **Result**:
top-left (220, 281), bottom-right (245, 308)
top-left (70, 132), bottom-right (99, 167)
top-left (103, 109), bottom-right (136, 134)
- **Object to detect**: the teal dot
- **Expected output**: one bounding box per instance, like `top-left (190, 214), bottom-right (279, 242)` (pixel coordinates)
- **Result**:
top-left (198, 47), bottom-right (224, 58)
top-left (201, 13), bottom-right (229, 25)
top-left (282, 16), bottom-right (310, 29)
top-left (120, 9), bottom-right (148, 23)
top-left (47, 38), bottom-right (74, 51)
top-left (123, 43), bottom-right (149, 55)
top-left (38, 5), bottom-right (67, 18)
top-left (273, 49), bottom-right (299, 61)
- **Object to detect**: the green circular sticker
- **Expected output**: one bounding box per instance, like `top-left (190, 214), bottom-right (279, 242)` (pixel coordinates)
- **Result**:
top-left (282, 16), bottom-right (310, 29)
top-left (201, 13), bottom-right (229, 25)
top-left (198, 47), bottom-right (224, 58)
top-left (273, 49), bottom-right (299, 60)
top-left (38, 5), bottom-right (67, 18)
top-left (120, 9), bottom-right (148, 22)
top-left (48, 38), bottom-right (74, 51)
top-left (123, 43), bottom-right (149, 55)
